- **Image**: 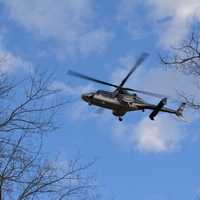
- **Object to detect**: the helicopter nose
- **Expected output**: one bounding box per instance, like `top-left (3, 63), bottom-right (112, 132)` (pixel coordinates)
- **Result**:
top-left (81, 93), bottom-right (94, 102)
top-left (81, 94), bottom-right (89, 102)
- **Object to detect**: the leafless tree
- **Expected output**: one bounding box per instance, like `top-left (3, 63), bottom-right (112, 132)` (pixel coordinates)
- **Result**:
top-left (160, 31), bottom-right (200, 110)
top-left (0, 62), bottom-right (97, 200)
top-left (0, 133), bottom-right (96, 200)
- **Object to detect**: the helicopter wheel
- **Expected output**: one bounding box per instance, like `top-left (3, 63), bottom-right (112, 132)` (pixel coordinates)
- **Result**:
top-left (118, 117), bottom-right (123, 122)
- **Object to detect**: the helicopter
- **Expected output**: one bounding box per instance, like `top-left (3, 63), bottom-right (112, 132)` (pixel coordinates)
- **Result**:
top-left (68, 53), bottom-right (186, 121)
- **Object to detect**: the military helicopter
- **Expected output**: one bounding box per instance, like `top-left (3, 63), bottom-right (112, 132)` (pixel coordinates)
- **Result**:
top-left (68, 53), bottom-right (186, 121)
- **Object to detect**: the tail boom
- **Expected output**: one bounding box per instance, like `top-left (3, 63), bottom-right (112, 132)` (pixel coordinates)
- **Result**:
top-left (148, 100), bottom-right (186, 120)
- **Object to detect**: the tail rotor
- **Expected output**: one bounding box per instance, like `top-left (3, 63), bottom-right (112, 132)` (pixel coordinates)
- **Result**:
top-left (176, 102), bottom-right (186, 117)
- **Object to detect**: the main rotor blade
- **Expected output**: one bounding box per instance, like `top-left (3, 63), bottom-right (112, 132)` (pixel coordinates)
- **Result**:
top-left (67, 70), bottom-right (118, 88)
top-left (118, 52), bottom-right (149, 89)
top-left (124, 87), bottom-right (167, 99)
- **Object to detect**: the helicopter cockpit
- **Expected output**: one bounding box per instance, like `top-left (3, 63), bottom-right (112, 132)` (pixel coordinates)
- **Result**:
top-left (81, 92), bottom-right (95, 102)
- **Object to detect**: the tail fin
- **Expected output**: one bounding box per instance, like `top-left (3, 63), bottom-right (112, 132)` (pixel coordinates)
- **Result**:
top-left (176, 102), bottom-right (186, 117)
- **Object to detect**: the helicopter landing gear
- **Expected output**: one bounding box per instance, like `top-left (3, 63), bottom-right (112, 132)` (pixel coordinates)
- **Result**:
top-left (118, 117), bottom-right (123, 121)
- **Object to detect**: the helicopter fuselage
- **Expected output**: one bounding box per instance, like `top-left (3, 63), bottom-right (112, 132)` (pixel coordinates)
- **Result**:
top-left (82, 90), bottom-right (148, 117)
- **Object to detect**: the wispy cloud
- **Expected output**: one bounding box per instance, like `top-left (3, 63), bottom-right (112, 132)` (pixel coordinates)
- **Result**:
top-left (147, 0), bottom-right (200, 48)
top-left (117, 0), bottom-right (200, 48)
top-left (0, 35), bottom-right (32, 74)
top-left (3, 0), bottom-right (112, 57)
top-left (133, 115), bottom-right (185, 153)
top-left (112, 115), bottom-right (186, 153)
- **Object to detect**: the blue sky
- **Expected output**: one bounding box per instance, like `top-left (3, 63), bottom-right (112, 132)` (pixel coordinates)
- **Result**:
top-left (1, 0), bottom-right (200, 199)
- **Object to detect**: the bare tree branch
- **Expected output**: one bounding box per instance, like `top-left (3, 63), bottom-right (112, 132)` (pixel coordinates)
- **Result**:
top-left (0, 63), bottom-right (97, 200)
top-left (160, 30), bottom-right (200, 110)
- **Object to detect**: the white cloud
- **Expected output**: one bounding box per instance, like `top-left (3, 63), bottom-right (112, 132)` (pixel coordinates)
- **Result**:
top-left (3, 0), bottom-right (112, 56)
top-left (133, 116), bottom-right (185, 153)
top-left (0, 35), bottom-right (32, 73)
top-left (0, 51), bottom-right (31, 74)
top-left (111, 115), bottom-right (186, 153)
top-left (118, 0), bottom-right (200, 48)
top-left (147, 0), bottom-right (200, 47)
top-left (148, 0), bottom-right (200, 20)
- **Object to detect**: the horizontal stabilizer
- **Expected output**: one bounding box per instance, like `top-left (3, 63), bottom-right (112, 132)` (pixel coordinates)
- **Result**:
top-left (149, 98), bottom-right (167, 120)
